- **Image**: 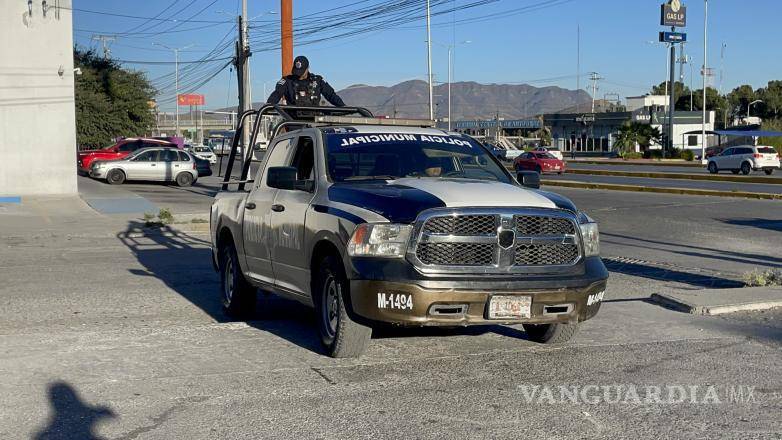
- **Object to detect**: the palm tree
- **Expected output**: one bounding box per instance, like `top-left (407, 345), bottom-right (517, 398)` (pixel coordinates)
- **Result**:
top-left (613, 122), bottom-right (661, 156)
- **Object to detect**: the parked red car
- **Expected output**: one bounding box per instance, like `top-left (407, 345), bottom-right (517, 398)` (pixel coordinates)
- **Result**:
top-left (77, 138), bottom-right (178, 174)
top-left (513, 151), bottom-right (566, 174)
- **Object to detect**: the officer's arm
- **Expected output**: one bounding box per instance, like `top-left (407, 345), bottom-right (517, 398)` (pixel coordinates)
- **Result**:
top-left (266, 78), bottom-right (287, 104)
top-left (320, 79), bottom-right (346, 107)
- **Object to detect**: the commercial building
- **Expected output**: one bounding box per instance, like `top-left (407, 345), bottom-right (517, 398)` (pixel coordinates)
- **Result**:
top-left (0, 0), bottom-right (77, 196)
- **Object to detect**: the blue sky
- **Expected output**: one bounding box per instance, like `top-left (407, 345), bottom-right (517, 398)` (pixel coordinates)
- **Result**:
top-left (72, 0), bottom-right (782, 112)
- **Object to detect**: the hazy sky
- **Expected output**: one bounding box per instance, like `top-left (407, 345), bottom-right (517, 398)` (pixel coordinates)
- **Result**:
top-left (72, 0), bottom-right (782, 112)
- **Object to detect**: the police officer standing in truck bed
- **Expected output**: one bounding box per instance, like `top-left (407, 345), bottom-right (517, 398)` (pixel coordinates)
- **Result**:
top-left (266, 56), bottom-right (346, 107)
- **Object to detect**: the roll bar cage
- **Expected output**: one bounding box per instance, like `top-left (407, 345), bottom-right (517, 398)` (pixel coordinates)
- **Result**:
top-left (221, 105), bottom-right (373, 191)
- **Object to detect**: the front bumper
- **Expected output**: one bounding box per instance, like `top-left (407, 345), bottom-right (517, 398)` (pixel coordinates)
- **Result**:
top-left (89, 168), bottom-right (108, 178)
top-left (347, 257), bottom-right (608, 326)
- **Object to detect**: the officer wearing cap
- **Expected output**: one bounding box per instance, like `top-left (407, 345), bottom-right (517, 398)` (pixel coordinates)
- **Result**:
top-left (266, 56), bottom-right (346, 107)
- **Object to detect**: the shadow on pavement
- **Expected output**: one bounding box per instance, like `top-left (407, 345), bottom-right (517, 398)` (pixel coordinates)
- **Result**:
top-left (33, 382), bottom-right (115, 440)
top-left (603, 258), bottom-right (745, 289)
top-left (719, 218), bottom-right (782, 233)
top-left (602, 232), bottom-right (782, 268)
top-left (116, 221), bottom-right (539, 355)
top-left (117, 221), bottom-right (325, 354)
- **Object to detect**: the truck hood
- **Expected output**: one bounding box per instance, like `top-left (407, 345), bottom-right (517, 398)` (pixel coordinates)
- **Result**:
top-left (328, 178), bottom-right (556, 224)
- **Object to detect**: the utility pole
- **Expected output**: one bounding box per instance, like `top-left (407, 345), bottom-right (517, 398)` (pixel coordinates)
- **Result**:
top-left (91, 35), bottom-right (115, 59)
top-left (576, 25), bottom-right (581, 112)
top-left (281, 0), bottom-right (293, 76)
top-left (234, 0), bottom-right (252, 174)
top-left (667, 34), bottom-right (676, 158)
top-left (588, 72), bottom-right (602, 113)
top-left (701, 0), bottom-right (708, 163)
top-left (426, 0), bottom-right (434, 121)
top-left (719, 42), bottom-right (726, 95)
top-left (154, 42), bottom-right (195, 137)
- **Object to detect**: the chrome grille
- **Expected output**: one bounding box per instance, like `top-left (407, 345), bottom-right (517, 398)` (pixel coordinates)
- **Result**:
top-left (514, 243), bottom-right (580, 266)
top-left (515, 215), bottom-right (575, 235)
top-left (417, 242), bottom-right (496, 266)
top-left (423, 215), bottom-right (496, 235)
top-left (410, 208), bottom-right (582, 273)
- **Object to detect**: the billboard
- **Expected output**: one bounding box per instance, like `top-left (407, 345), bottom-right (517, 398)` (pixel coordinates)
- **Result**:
top-left (660, 1), bottom-right (686, 27)
top-left (177, 94), bottom-right (205, 106)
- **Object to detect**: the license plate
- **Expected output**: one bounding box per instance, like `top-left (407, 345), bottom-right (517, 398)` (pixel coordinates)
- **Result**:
top-left (488, 295), bottom-right (531, 319)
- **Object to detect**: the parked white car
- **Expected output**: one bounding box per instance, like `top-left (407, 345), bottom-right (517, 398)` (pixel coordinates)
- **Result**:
top-left (707, 145), bottom-right (780, 175)
top-left (189, 145), bottom-right (217, 164)
top-left (89, 147), bottom-right (198, 187)
top-left (533, 146), bottom-right (564, 160)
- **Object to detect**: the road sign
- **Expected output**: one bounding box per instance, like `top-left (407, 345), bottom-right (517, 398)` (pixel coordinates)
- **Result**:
top-left (659, 31), bottom-right (687, 43)
top-left (177, 94), bottom-right (205, 106)
top-left (660, 1), bottom-right (686, 27)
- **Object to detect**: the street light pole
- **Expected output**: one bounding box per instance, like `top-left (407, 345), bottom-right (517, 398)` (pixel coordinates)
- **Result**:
top-left (747, 99), bottom-right (763, 120)
top-left (701, 0), bottom-right (708, 163)
top-left (442, 40), bottom-right (470, 131)
top-left (154, 43), bottom-right (195, 137)
top-left (426, 0), bottom-right (434, 121)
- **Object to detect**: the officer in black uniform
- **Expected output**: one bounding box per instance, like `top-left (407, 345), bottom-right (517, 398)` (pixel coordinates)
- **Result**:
top-left (266, 56), bottom-right (345, 107)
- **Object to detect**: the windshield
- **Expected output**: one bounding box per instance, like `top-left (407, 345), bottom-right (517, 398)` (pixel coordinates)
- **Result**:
top-left (535, 152), bottom-right (557, 159)
top-left (194, 146), bottom-right (211, 153)
top-left (324, 132), bottom-right (511, 183)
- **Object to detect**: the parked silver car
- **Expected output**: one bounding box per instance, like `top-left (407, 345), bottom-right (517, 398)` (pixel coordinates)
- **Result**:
top-left (89, 147), bottom-right (198, 186)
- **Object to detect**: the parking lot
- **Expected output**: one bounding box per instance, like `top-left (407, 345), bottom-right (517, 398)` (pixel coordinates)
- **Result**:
top-left (2, 180), bottom-right (780, 439)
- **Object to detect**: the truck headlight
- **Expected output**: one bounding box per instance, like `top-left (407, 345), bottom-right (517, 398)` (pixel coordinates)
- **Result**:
top-left (348, 223), bottom-right (412, 258)
top-left (579, 218), bottom-right (600, 257)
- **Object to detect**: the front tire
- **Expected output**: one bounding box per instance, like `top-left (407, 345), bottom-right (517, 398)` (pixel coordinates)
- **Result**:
top-left (707, 162), bottom-right (718, 174)
top-left (741, 162), bottom-right (751, 175)
top-left (219, 241), bottom-right (257, 317)
top-left (523, 323), bottom-right (579, 344)
top-left (315, 255), bottom-right (371, 358)
top-left (107, 169), bottom-right (125, 185)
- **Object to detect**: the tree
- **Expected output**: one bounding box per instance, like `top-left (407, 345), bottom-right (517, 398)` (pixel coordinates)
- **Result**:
top-left (650, 80), bottom-right (691, 110)
top-left (758, 80), bottom-right (782, 119)
top-left (680, 87), bottom-right (729, 128)
top-left (726, 84), bottom-right (758, 122)
top-left (613, 122), bottom-right (662, 154)
top-left (74, 49), bottom-right (155, 149)
top-left (759, 118), bottom-right (782, 153)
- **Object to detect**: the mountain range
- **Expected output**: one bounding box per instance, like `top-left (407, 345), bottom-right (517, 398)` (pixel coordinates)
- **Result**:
top-left (216, 79), bottom-right (592, 121)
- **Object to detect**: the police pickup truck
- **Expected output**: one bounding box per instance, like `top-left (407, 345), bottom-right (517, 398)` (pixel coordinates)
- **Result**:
top-left (210, 106), bottom-right (608, 358)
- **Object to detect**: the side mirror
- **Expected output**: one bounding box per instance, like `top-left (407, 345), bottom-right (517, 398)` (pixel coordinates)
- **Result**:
top-left (267, 166), bottom-right (297, 190)
top-left (517, 170), bottom-right (541, 189)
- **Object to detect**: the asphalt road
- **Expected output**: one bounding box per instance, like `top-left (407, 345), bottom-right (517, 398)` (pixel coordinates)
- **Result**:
top-left (1, 189), bottom-right (781, 439)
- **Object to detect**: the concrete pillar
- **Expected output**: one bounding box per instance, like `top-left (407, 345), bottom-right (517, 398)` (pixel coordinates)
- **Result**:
top-left (0, 0), bottom-right (77, 196)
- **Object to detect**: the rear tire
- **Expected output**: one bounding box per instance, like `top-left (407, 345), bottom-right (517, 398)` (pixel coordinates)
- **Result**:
top-left (315, 255), bottom-right (371, 358)
top-left (523, 323), bottom-right (579, 344)
top-left (765, 169), bottom-right (774, 175)
top-left (741, 162), bottom-right (751, 175)
top-left (707, 162), bottom-right (718, 174)
top-left (219, 241), bottom-right (257, 317)
top-left (176, 172), bottom-right (194, 187)
top-left (107, 169), bottom-right (125, 185)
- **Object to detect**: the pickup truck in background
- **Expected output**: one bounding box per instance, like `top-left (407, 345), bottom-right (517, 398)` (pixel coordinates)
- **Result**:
top-left (210, 106), bottom-right (608, 358)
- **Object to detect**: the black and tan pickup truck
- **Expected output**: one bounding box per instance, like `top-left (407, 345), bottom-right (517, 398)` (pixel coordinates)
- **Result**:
top-left (210, 106), bottom-right (608, 358)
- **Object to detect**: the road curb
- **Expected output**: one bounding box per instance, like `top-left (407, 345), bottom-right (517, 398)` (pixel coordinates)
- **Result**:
top-left (566, 160), bottom-right (703, 168)
top-left (566, 168), bottom-right (782, 184)
top-left (541, 179), bottom-right (782, 200)
top-left (650, 288), bottom-right (782, 315)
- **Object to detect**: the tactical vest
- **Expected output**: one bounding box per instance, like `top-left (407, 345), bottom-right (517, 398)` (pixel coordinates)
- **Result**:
top-left (292, 78), bottom-right (321, 106)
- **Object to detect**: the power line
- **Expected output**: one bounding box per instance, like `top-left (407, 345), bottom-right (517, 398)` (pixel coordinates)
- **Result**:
top-left (60, 4), bottom-right (230, 24)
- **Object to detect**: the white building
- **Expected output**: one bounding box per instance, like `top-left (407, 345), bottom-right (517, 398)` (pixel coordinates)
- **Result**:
top-left (625, 95), bottom-right (669, 112)
top-left (0, 0), bottom-right (77, 196)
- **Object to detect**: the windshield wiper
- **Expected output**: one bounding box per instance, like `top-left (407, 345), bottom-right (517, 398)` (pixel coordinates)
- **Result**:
top-left (343, 175), bottom-right (398, 181)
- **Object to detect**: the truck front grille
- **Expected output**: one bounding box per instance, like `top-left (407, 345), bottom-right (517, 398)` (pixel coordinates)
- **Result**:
top-left (411, 208), bottom-right (582, 273)
top-left (417, 242), bottom-right (496, 266)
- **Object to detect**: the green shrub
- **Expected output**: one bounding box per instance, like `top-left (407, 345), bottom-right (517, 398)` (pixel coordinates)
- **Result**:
top-left (622, 152), bottom-right (643, 160)
top-left (157, 208), bottom-right (174, 225)
top-left (743, 269), bottom-right (782, 287)
top-left (682, 150), bottom-right (695, 161)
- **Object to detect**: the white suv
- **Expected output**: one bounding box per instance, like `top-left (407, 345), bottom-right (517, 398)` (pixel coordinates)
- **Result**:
top-left (707, 145), bottom-right (780, 175)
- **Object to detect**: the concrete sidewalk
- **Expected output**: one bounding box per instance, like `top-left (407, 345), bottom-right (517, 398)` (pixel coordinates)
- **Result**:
top-left (651, 287), bottom-right (782, 315)
top-left (78, 176), bottom-right (158, 215)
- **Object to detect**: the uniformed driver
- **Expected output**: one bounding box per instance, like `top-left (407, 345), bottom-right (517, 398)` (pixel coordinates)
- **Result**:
top-left (266, 56), bottom-right (346, 107)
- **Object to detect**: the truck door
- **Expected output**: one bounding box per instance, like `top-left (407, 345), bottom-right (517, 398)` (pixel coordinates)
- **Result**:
top-left (270, 134), bottom-right (317, 297)
top-left (241, 136), bottom-right (295, 285)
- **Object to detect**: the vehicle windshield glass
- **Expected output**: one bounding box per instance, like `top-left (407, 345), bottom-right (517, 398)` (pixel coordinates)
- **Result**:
top-left (758, 147), bottom-right (777, 154)
top-left (535, 152), bottom-right (557, 159)
top-left (324, 132), bottom-right (511, 183)
top-left (194, 147), bottom-right (210, 152)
